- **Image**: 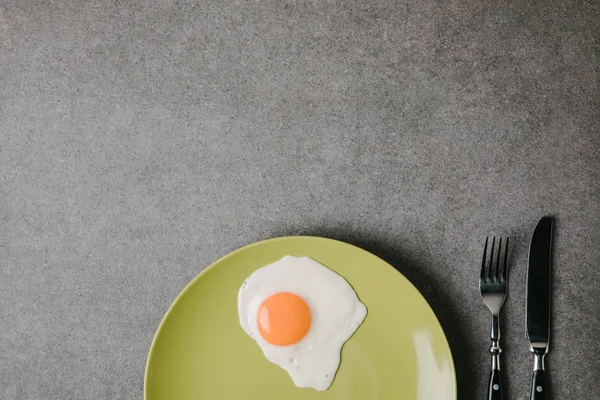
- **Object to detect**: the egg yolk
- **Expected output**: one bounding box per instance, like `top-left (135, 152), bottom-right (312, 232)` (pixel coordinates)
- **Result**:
top-left (257, 292), bottom-right (311, 346)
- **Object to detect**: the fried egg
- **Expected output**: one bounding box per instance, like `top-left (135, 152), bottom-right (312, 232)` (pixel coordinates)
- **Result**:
top-left (237, 255), bottom-right (367, 391)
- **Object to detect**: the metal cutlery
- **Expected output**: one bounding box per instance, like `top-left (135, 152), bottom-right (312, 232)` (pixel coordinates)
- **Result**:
top-left (526, 217), bottom-right (553, 400)
top-left (480, 237), bottom-right (509, 400)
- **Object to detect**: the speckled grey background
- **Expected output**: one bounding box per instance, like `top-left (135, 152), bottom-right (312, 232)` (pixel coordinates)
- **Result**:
top-left (1, 0), bottom-right (599, 399)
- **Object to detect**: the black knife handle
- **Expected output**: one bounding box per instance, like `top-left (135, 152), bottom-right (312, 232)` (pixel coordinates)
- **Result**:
top-left (530, 369), bottom-right (547, 400)
top-left (488, 368), bottom-right (503, 400)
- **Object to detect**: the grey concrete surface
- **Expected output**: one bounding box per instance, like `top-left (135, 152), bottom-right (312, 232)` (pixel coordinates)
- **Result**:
top-left (1, 0), bottom-right (599, 399)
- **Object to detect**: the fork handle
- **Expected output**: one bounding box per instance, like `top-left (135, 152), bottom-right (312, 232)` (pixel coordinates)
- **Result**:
top-left (488, 369), bottom-right (503, 400)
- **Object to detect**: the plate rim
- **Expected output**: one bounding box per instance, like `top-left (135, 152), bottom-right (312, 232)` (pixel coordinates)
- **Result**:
top-left (144, 235), bottom-right (457, 399)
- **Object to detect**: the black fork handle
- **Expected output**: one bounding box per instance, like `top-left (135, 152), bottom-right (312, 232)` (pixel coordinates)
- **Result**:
top-left (488, 368), bottom-right (503, 400)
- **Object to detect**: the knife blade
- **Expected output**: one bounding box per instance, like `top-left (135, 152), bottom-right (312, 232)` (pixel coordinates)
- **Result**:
top-left (526, 216), bottom-right (553, 400)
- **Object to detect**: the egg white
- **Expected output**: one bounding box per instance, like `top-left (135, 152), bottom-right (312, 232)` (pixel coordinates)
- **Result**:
top-left (237, 255), bottom-right (367, 391)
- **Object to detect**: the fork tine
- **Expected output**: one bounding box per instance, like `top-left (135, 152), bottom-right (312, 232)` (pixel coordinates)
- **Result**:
top-left (488, 236), bottom-right (496, 282)
top-left (501, 237), bottom-right (509, 283)
top-left (494, 237), bottom-right (502, 282)
top-left (480, 237), bottom-right (489, 282)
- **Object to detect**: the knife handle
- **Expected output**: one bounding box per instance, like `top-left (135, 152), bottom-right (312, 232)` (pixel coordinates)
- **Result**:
top-left (530, 369), bottom-right (547, 400)
top-left (488, 368), bottom-right (503, 400)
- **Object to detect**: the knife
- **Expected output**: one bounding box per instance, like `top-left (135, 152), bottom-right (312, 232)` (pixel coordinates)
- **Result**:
top-left (526, 216), bottom-right (553, 400)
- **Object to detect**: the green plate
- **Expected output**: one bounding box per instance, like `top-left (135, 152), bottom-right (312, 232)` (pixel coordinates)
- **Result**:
top-left (145, 237), bottom-right (456, 399)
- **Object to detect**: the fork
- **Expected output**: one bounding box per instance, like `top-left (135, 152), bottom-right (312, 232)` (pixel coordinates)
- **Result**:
top-left (479, 237), bottom-right (509, 400)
